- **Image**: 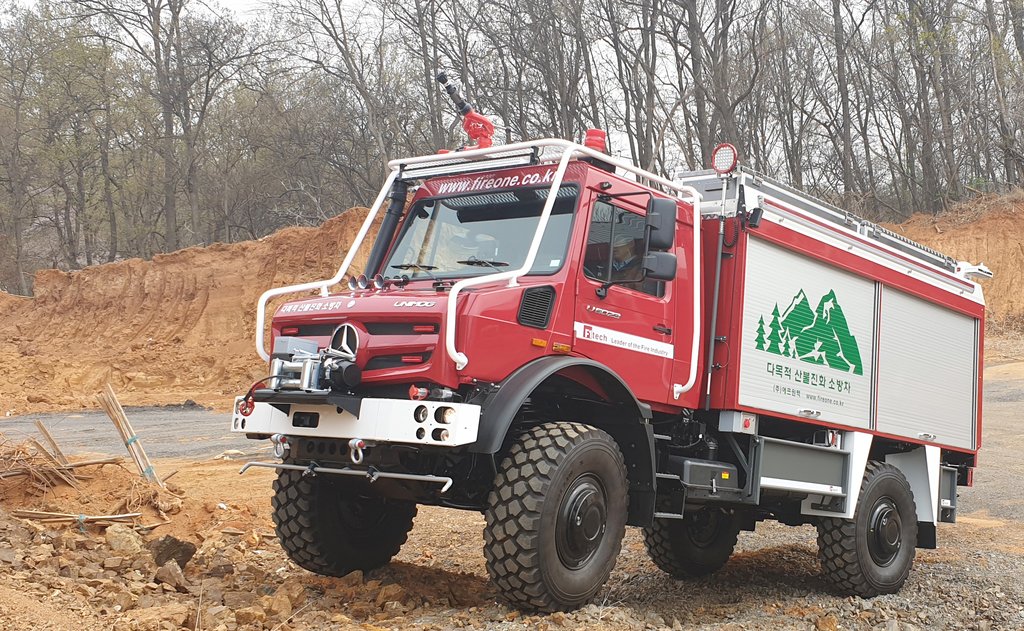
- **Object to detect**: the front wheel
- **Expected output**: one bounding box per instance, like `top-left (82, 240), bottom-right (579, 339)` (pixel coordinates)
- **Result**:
top-left (484, 422), bottom-right (629, 612)
top-left (273, 469), bottom-right (417, 577)
top-left (817, 460), bottom-right (918, 597)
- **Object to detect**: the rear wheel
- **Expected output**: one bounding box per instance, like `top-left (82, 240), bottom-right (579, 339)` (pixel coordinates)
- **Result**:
top-left (643, 508), bottom-right (740, 577)
top-left (273, 468), bottom-right (416, 576)
top-left (817, 460), bottom-right (917, 597)
top-left (484, 422), bottom-right (629, 612)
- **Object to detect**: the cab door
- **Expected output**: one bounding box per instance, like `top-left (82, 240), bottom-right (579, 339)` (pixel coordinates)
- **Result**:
top-left (573, 187), bottom-right (676, 404)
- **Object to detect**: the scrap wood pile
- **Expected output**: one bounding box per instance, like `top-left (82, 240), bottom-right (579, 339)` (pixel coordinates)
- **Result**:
top-left (0, 425), bottom-right (122, 490)
top-left (1, 385), bottom-right (180, 532)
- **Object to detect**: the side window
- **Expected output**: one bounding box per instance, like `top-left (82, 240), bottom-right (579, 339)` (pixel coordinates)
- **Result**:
top-left (583, 200), bottom-right (663, 297)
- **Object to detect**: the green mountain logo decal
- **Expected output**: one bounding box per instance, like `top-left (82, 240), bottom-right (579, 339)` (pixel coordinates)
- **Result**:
top-left (754, 289), bottom-right (864, 375)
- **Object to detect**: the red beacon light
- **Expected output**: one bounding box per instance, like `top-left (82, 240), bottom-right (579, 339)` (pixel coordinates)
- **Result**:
top-left (584, 128), bottom-right (607, 153)
top-left (711, 142), bottom-right (739, 175)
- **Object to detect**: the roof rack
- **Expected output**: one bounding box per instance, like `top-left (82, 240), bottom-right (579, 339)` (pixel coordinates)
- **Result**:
top-left (675, 166), bottom-right (958, 273)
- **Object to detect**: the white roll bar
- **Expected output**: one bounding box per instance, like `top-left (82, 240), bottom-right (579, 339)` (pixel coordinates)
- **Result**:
top-left (253, 138), bottom-right (703, 395)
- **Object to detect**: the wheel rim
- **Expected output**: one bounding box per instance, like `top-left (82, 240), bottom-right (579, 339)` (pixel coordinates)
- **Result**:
top-left (555, 474), bottom-right (608, 570)
top-left (686, 509), bottom-right (722, 548)
top-left (867, 496), bottom-right (902, 567)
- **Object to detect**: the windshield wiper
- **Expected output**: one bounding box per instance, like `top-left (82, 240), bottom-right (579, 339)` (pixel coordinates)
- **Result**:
top-left (390, 262), bottom-right (441, 282)
top-left (457, 257), bottom-right (510, 271)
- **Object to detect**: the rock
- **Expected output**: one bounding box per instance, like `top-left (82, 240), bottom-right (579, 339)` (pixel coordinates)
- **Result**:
top-left (127, 603), bottom-right (190, 631)
top-left (206, 604), bottom-right (230, 622)
top-left (105, 524), bottom-right (144, 556)
top-left (0, 548), bottom-right (20, 564)
top-left (223, 590), bottom-right (256, 608)
top-left (102, 556), bottom-right (124, 570)
top-left (154, 560), bottom-right (188, 592)
top-left (549, 611), bottom-right (567, 626)
top-left (337, 570), bottom-right (363, 588)
top-left (816, 615), bottom-right (839, 631)
top-left (148, 535), bottom-right (197, 569)
top-left (375, 583), bottom-right (406, 607)
top-left (267, 591), bottom-right (292, 619)
top-left (235, 606), bottom-right (267, 626)
top-left (277, 581), bottom-right (306, 607)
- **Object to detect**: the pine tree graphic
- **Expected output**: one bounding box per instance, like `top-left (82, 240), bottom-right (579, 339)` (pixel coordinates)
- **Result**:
top-left (755, 289), bottom-right (864, 375)
top-left (765, 304), bottom-right (783, 355)
top-left (754, 316), bottom-right (767, 351)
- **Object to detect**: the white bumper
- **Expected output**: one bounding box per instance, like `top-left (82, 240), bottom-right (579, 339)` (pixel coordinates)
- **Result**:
top-left (230, 397), bottom-right (481, 447)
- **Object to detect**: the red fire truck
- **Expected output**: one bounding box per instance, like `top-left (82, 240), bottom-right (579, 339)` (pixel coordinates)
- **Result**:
top-left (231, 82), bottom-right (989, 612)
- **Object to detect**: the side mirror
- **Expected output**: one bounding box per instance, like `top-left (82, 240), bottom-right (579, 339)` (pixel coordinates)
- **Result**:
top-left (643, 251), bottom-right (677, 281)
top-left (646, 198), bottom-right (676, 250)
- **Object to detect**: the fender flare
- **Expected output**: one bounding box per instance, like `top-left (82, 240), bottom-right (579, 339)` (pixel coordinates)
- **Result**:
top-left (468, 355), bottom-right (652, 454)
top-left (468, 356), bottom-right (656, 526)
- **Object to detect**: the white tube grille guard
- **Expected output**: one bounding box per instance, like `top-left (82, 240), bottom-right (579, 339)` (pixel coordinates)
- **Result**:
top-left (253, 139), bottom-right (703, 394)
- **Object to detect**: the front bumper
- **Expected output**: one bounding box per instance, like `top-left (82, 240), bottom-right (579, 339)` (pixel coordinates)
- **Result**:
top-left (230, 396), bottom-right (481, 447)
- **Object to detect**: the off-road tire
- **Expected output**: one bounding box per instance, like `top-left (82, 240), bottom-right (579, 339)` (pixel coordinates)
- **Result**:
top-left (484, 422), bottom-right (629, 612)
top-left (817, 460), bottom-right (918, 597)
top-left (643, 508), bottom-right (740, 578)
top-left (272, 468), bottom-right (416, 576)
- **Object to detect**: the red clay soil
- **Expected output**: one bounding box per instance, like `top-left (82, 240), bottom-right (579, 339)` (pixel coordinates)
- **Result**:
top-left (0, 208), bottom-right (374, 417)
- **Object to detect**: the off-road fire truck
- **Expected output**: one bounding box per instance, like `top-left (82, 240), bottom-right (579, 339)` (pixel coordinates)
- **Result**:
top-left (231, 78), bottom-right (989, 612)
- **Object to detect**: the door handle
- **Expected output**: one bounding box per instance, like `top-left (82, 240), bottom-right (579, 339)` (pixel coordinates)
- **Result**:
top-left (653, 324), bottom-right (672, 335)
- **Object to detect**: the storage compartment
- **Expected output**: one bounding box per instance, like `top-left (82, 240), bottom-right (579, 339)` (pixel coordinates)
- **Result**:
top-left (665, 456), bottom-right (740, 501)
top-left (756, 436), bottom-right (848, 498)
top-left (737, 238), bottom-right (875, 429)
top-left (875, 288), bottom-right (978, 450)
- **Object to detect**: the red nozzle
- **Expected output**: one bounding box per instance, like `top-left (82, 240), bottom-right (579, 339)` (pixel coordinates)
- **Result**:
top-left (409, 385), bottom-right (429, 401)
top-left (463, 110), bottom-right (494, 149)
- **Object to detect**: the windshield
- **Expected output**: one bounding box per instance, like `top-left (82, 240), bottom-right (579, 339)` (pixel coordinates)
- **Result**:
top-left (383, 185), bottom-right (578, 280)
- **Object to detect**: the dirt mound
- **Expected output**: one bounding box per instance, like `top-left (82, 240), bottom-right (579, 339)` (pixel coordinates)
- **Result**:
top-left (0, 208), bottom-right (374, 417)
top-left (889, 190), bottom-right (1024, 325)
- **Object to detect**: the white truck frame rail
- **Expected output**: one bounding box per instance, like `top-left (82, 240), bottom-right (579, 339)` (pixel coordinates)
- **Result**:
top-left (253, 139), bottom-right (703, 393)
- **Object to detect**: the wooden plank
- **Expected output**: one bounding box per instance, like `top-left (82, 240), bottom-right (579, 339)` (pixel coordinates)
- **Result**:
top-left (33, 420), bottom-right (69, 466)
top-left (28, 439), bottom-right (79, 490)
top-left (98, 384), bottom-right (163, 487)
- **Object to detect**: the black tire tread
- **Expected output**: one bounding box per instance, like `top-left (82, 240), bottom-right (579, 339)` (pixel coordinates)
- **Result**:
top-left (483, 422), bottom-right (628, 612)
top-left (817, 460), bottom-right (917, 597)
top-left (643, 512), bottom-right (739, 578)
top-left (272, 468), bottom-right (416, 576)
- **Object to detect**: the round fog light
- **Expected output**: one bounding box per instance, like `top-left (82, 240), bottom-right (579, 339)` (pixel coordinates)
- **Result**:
top-left (435, 406), bottom-right (455, 424)
top-left (414, 405), bottom-right (428, 423)
top-left (432, 428), bottom-right (449, 441)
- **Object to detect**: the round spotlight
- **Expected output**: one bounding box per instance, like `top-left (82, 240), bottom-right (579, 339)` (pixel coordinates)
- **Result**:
top-left (347, 276), bottom-right (358, 291)
top-left (434, 406), bottom-right (455, 424)
top-left (432, 428), bottom-right (449, 441)
top-left (711, 143), bottom-right (738, 175)
top-left (416, 427), bottom-right (426, 440)
top-left (372, 274), bottom-right (387, 290)
top-left (414, 405), bottom-right (428, 423)
top-left (356, 274), bottom-right (369, 290)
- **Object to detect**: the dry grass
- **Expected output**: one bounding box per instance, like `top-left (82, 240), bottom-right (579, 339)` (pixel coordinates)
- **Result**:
top-left (936, 188), bottom-right (1024, 225)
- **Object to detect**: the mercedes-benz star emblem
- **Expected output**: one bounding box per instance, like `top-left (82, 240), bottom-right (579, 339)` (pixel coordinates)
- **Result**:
top-left (331, 323), bottom-right (359, 360)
